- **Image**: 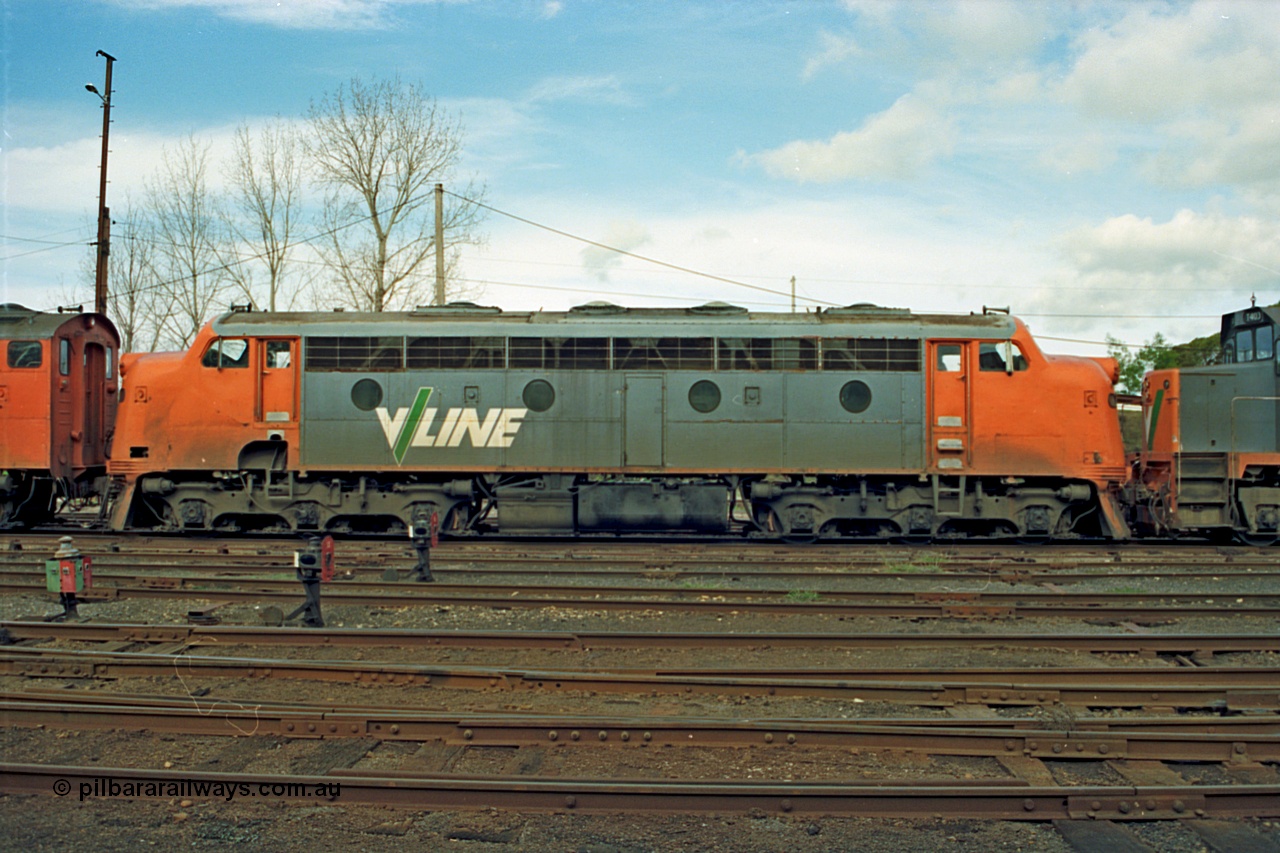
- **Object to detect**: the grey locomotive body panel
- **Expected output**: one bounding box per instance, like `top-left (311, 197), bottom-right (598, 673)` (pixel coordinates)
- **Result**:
top-left (244, 305), bottom-right (1006, 475)
top-left (1178, 363), bottom-right (1279, 454)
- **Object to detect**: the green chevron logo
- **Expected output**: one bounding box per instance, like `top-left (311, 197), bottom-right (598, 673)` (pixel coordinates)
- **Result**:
top-left (377, 387), bottom-right (434, 464)
top-left (375, 386), bottom-right (528, 464)
top-left (1144, 387), bottom-right (1164, 452)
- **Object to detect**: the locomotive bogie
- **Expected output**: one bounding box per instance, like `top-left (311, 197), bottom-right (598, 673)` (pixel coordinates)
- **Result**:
top-left (746, 475), bottom-right (1102, 540)
top-left (122, 470), bottom-right (476, 535)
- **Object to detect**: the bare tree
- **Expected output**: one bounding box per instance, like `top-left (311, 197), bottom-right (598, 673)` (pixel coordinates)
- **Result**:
top-left (105, 198), bottom-right (172, 352)
top-left (75, 195), bottom-right (171, 352)
top-left (223, 120), bottom-right (309, 311)
top-left (146, 134), bottom-right (229, 346)
top-left (305, 76), bottom-right (486, 311)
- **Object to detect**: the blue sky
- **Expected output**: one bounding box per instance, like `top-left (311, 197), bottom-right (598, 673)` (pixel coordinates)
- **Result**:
top-left (3, 0), bottom-right (1280, 352)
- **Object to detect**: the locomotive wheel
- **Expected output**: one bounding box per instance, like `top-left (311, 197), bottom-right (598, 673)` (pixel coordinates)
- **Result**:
top-left (1234, 531), bottom-right (1278, 547)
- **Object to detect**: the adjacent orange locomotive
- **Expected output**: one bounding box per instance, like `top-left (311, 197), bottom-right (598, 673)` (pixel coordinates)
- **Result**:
top-left (0, 305), bottom-right (119, 526)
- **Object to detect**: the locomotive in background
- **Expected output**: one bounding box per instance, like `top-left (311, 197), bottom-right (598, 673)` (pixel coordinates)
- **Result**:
top-left (1134, 304), bottom-right (1280, 543)
top-left (0, 305), bottom-right (119, 526)
top-left (3, 298), bottom-right (1276, 544)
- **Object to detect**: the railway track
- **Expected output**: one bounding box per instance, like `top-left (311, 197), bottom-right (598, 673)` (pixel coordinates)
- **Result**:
top-left (6, 531), bottom-right (1278, 566)
top-left (4, 761), bottom-right (1275, 820)
top-left (3, 644), bottom-right (1277, 710)
top-left (3, 573), bottom-right (1279, 620)
top-left (4, 688), bottom-right (1277, 761)
top-left (5, 619), bottom-right (1276, 655)
top-left (3, 535), bottom-right (1276, 846)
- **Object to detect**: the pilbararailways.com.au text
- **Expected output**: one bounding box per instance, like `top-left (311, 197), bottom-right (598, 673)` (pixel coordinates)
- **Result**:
top-left (56, 777), bottom-right (342, 802)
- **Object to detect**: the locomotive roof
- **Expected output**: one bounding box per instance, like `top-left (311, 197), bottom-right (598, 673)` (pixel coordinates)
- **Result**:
top-left (210, 303), bottom-right (1019, 339)
top-left (1221, 304), bottom-right (1280, 339)
top-left (0, 304), bottom-right (119, 341)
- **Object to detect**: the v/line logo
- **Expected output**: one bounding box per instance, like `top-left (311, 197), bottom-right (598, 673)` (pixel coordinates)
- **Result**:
top-left (376, 387), bottom-right (527, 464)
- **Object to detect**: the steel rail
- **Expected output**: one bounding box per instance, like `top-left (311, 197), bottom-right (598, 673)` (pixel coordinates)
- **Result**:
top-left (16, 688), bottom-right (1280, 734)
top-left (5, 566), bottom-right (1280, 602)
top-left (3, 578), bottom-right (1278, 619)
top-left (3, 647), bottom-right (1276, 709)
top-left (2, 763), bottom-right (1276, 819)
top-left (2, 692), bottom-right (1275, 762)
top-left (6, 531), bottom-right (1277, 565)
top-left (4, 620), bottom-right (1276, 656)
top-left (6, 641), bottom-right (1277, 688)
top-left (9, 558), bottom-right (1280, 586)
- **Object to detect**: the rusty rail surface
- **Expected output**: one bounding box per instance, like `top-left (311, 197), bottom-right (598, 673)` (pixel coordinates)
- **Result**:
top-left (3, 646), bottom-right (1277, 710)
top-left (4, 554), bottom-right (1279, 585)
top-left (3, 690), bottom-right (1276, 762)
top-left (5, 531), bottom-right (1278, 565)
top-left (4, 620), bottom-right (1276, 656)
top-left (4, 566), bottom-right (1280, 602)
top-left (2, 763), bottom-right (1276, 819)
top-left (3, 576), bottom-right (1278, 619)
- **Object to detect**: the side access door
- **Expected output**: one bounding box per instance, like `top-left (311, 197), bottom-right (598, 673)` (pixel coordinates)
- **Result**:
top-left (256, 339), bottom-right (298, 428)
top-left (928, 341), bottom-right (971, 472)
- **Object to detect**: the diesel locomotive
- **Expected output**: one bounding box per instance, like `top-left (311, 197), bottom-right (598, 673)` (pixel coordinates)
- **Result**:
top-left (1135, 303), bottom-right (1280, 544)
top-left (0, 304), bottom-right (119, 526)
top-left (104, 301), bottom-right (1132, 541)
top-left (7, 298), bottom-right (1273, 543)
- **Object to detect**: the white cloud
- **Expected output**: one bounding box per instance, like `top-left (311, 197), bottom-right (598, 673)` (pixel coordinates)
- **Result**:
top-left (1054, 1), bottom-right (1280, 192)
top-left (745, 95), bottom-right (954, 183)
top-left (580, 220), bottom-right (651, 281)
top-left (527, 75), bottom-right (634, 107)
top-left (3, 121), bottom-right (264, 216)
top-left (917, 0), bottom-right (1048, 68)
top-left (1022, 209), bottom-right (1280, 339)
top-left (1059, 3), bottom-right (1280, 123)
top-left (100, 0), bottom-right (453, 30)
top-left (1039, 133), bottom-right (1118, 176)
top-left (802, 32), bottom-right (862, 81)
top-left (1058, 209), bottom-right (1280, 280)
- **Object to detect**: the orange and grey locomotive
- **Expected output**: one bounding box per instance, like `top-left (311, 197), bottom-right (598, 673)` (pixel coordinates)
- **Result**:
top-left (106, 302), bottom-right (1129, 540)
top-left (1136, 304), bottom-right (1280, 544)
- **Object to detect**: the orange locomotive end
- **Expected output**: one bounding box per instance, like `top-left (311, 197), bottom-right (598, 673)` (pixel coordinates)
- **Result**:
top-left (0, 306), bottom-right (119, 526)
top-left (109, 320), bottom-right (299, 531)
top-left (925, 319), bottom-right (1130, 538)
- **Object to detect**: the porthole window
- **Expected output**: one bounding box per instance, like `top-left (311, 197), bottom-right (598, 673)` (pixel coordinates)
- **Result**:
top-left (688, 379), bottom-right (721, 413)
top-left (350, 378), bottom-right (384, 411)
top-left (839, 380), bottom-right (872, 414)
top-left (523, 379), bottom-right (555, 412)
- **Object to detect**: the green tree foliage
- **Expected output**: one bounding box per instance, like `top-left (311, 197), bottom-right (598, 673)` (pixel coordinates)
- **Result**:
top-left (1107, 331), bottom-right (1221, 395)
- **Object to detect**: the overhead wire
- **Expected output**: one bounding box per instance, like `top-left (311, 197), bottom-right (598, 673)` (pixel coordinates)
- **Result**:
top-left (18, 185), bottom-right (1237, 350)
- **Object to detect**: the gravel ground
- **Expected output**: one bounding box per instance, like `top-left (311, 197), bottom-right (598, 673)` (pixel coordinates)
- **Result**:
top-left (2, 548), bottom-right (1278, 852)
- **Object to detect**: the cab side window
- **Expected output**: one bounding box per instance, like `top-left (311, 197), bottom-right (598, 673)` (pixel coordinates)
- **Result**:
top-left (201, 338), bottom-right (250, 368)
top-left (978, 342), bottom-right (1029, 372)
top-left (1256, 325), bottom-right (1273, 361)
top-left (265, 341), bottom-right (292, 369)
top-left (6, 340), bottom-right (42, 368)
top-left (1236, 329), bottom-right (1255, 363)
top-left (936, 344), bottom-right (962, 372)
